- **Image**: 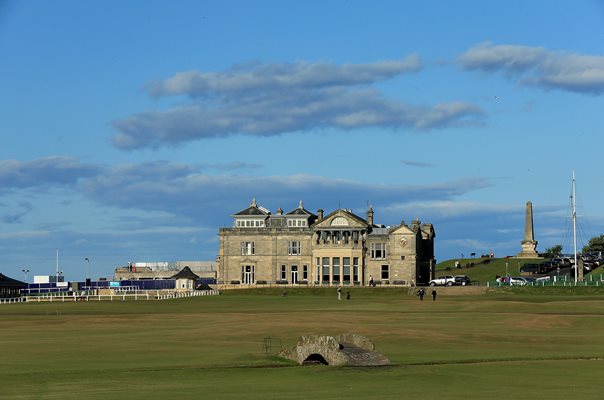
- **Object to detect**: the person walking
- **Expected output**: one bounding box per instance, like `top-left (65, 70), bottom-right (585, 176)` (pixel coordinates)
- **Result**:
top-left (417, 287), bottom-right (425, 301)
top-left (337, 286), bottom-right (342, 301)
top-left (346, 291), bottom-right (350, 300)
top-left (431, 289), bottom-right (437, 301)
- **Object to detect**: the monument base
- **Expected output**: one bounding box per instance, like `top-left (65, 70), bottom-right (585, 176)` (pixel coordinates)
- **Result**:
top-left (517, 240), bottom-right (539, 258)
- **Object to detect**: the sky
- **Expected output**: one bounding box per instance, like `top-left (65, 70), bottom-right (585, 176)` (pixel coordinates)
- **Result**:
top-left (2, 0), bottom-right (604, 281)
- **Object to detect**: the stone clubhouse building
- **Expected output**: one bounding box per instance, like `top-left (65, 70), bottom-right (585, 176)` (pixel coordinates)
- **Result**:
top-left (218, 199), bottom-right (435, 287)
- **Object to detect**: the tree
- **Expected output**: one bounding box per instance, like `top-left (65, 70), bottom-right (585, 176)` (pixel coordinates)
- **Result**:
top-left (542, 244), bottom-right (562, 259)
top-left (582, 235), bottom-right (604, 254)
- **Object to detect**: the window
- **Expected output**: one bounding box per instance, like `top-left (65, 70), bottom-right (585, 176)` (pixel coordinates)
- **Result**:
top-left (322, 257), bottom-right (330, 282)
top-left (331, 217), bottom-right (349, 226)
top-left (332, 257), bottom-right (340, 282)
top-left (241, 242), bottom-right (255, 255)
top-left (303, 265), bottom-right (308, 280)
top-left (353, 257), bottom-right (359, 282)
top-left (237, 219), bottom-right (264, 228)
top-left (381, 265), bottom-right (389, 281)
top-left (281, 265), bottom-right (287, 280)
top-left (343, 257), bottom-right (351, 282)
top-left (241, 265), bottom-right (255, 284)
top-left (288, 219), bottom-right (306, 227)
top-left (371, 243), bottom-right (386, 259)
top-left (288, 241), bottom-right (301, 255)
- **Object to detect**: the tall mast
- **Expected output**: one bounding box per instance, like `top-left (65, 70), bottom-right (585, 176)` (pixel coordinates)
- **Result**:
top-left (56, 249), bottom-right (59, 282)
top-left (572, 171), bottom-right (577, 284)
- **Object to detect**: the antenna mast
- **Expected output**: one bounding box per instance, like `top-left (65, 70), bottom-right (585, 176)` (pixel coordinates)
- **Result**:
top-left (572, 171), bottom-right (577, 284)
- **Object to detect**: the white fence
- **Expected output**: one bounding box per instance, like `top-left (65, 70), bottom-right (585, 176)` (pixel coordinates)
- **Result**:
top-left (0, 297), bottom-right (27, 304)
top-left (156, 290), bottom-right (219, 300)
top-left (0, 290), bottom-right (220, 304)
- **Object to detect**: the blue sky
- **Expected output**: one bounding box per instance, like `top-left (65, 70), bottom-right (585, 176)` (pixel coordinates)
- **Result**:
top-left (2, 0), bottom-right (604, 281)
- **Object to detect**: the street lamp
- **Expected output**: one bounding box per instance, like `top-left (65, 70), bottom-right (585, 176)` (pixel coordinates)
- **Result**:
top-left (84, 257), bottom-right (90, 289)
top-left (22, 268), bottom-right (30, 282)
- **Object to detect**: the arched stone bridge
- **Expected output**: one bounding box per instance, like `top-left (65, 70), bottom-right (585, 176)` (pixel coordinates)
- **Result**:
top-left (279, 333), bottom-right (390, 367)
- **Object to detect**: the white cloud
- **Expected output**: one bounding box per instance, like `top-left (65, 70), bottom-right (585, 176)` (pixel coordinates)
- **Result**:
top-left (112, 58), bottom-right (484, 150)
top-left (458, 42), bottom-right (604, 94)
top-left (0, 156), bottom-right (100, 192)
top-left (146, 56), bottom-right (422, 98)
top-left (382, 200), bottom-right (515, 219)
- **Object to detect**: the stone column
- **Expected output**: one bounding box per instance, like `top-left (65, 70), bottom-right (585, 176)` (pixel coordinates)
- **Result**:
top-left (517, 201), bottom-right (539, 258)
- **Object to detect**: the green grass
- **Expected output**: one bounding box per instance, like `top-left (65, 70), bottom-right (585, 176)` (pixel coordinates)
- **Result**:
top-left (436, 257), bottom-right (604, 284)
top-left (2, 288), bottom-right (604, 399)
top-left (436, 257), bottom-right (543, 283)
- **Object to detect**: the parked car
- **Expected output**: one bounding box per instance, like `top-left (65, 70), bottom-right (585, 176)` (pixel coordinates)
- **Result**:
top-left (520, 263), bottom-right (541, 274)
top-left (454, 275), bottom-right (471, 286)
top-left (509, 277), bottom-right (532, 286)
top-left (429, 276), bottom-right (456, 286)
top-left (552, 258), bottom-right (572, 268)
top-left (540, 261), bottom-right (558, 272)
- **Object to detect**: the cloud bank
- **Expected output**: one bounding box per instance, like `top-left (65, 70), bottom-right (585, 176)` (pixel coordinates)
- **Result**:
top-left (146, 56), bottom-right (423, 98)
top-left (459, 42), bottom-right (604, 94)
top-left (112, 57), bottom-right (484, 150)
top-left (0, 157), bottom-right (101, 193)
top-left (1, 157), bottom-right (491, 226)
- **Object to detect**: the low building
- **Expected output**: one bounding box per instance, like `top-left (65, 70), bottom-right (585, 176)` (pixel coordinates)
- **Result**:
top-left (0, 273), bottom-right (27, 298)
top-left (172, 266), bottom-right (200, 290)
top-left (218, 199), bottom-right (435, 286)
top-left (114, 261), bottom-right (216, 281)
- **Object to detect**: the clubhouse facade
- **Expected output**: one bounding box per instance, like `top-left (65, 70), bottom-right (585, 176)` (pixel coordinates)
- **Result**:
top-left (218, 199), bottom-right (435, 286)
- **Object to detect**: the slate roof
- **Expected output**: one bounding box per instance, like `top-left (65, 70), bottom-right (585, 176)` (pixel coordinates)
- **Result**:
top-left (170, 266), bottom-right (200, 280)
top-left (0, 273), bottom-right (27, 288)
top-left (369, 227), bottom-right (390, 235)
top-left (233, 206), bottom-right (269, 216)
top-left (233, 198), bottom-right (270, 216)
top-left (285, 200), bottom-right (317, 217)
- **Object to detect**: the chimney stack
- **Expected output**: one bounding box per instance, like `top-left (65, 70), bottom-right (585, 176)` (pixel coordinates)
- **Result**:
top-left (367, 206), bottom-right (374, 226)
top-left (317, 208), bottom-right (324, 220)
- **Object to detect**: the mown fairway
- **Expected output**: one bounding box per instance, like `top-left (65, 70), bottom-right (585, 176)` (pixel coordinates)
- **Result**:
top-left (1, 288), bottom-right (604, 399)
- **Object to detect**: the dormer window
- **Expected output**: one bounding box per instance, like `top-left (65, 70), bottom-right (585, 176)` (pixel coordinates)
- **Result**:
top-left (235, 219), bottom-right (265, 228)
top-left (287, 219), bottom-right (307, 227)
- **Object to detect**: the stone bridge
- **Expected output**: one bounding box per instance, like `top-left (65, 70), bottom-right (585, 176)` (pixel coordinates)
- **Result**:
top-left (279, 333), bottom-right (390, 367)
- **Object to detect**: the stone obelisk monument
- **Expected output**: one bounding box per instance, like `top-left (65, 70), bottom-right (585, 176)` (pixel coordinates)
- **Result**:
top-left (517, 201), bottom-right (539, 258)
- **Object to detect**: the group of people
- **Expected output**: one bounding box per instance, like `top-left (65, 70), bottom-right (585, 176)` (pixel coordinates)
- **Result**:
top-left (416, 287), bottom-right (437, 301)
top-left (334, 286), bottom-right (437, 301)
top-left (336, 286), bottom-right (350, 300)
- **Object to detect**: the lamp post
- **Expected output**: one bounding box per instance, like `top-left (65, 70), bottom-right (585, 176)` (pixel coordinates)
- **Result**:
top-left (84, 257), bottom-right (90, 289)
top-left (22, 268), bottom-right (30, 282)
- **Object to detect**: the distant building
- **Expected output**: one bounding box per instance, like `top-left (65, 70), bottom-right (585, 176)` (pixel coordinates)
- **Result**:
top-left (0, 273), bottom-right (27, 298)
top-left (171, 266), bottom-right (200, 290)
top-left (33, 275), bottom-right (65, 284)
top-left (218, 199), bottom-right (435, 286)
top-left (114, 261), bottom-right (216, 281)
